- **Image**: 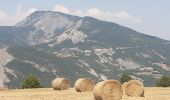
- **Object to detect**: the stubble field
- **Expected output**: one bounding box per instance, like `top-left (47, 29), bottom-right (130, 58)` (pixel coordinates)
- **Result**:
top-left (0, 87), bottom-right (170, 100)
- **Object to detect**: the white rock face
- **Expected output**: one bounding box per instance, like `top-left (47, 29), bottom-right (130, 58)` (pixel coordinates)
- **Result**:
top-left (99, 74), bottom-right (107, 80)
top-left (116, 58), bottom-right (141, 69)
top-left (154, 63), bottom-right (170, 71)
top-left (22, 61), bottom-right (51, 72)
top-left (34, 13), bottom-right (73, 34)
top-left (0, 48), bottom-right (14, 87)
top-left (54, 51), bottom-right (74, 57)
top-left (140, 53), bottom-right (151, 58)
top-left (94, 48), bottom-right (115, 56)
top-left (49, 20), bottom-right (87, 47)
top-left (56, 30), bottom-right (87, 44)
top-left (94, 48), bottom-right (115, 63)
top-left (17, 12), bottom-right (73, 32)
top-left (152, 50), bottom-right (167, 60)
top-left (17, 12), bottom-right (76, 45)
top-left (57, 19), bottom-right (87, 44)
top-left (4, 67), bottom-right (17, 78)
top-left (87, 68), bottom-right (98, 77)
top-left (53, 48), bottom-right (81, 57)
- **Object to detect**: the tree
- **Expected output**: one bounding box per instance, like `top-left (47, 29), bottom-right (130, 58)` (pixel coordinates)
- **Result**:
top-left (156, 76), bottom-right (170, 87)
top-left (120, 73), bottom-right (132, 84)
top-left (22, 75), bottom-right (43, 89)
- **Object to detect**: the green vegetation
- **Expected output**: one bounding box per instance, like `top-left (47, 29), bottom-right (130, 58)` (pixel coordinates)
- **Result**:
top-left (120, 73), bottom-right (132, 84)
top-left (22, 75), bottom-right (43, 89)
top-left (156, 76), bottom-right (170, 87)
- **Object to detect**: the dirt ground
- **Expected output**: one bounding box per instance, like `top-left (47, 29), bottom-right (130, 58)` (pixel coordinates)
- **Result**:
top-left (0, 87), bottom-right (170, 100)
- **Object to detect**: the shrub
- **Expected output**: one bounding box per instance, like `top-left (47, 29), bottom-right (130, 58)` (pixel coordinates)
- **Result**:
top-left (22, 75), bottom-right (43, 89)
top-left (120, 73), bottom-right (132, 84)
top-left (156, 76), bottom-right (170, 87)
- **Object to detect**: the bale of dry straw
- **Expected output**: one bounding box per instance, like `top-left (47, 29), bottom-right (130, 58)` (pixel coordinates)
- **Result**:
top-left (124, 80), bottom-right (144, 97)
top-left (122, 82), bottom-right (127, 95)
top-left (74, 78), bottom-right (94, 92)
top-left (122, 82), bottom-right (127, 89)
top-left (93, 80), bottom-right (123, 100)
top-left (0, 87), bottom-right (7, 91)
top-left (52, 78), bottom-right (70, 90)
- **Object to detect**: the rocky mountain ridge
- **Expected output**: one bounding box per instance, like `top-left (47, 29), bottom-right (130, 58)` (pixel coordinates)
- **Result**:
top-left (0, 11), bottom-right (170, 88)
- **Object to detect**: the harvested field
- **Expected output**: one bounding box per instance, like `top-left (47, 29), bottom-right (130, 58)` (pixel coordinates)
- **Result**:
top-left (0, 87), bottom-right (170, 100)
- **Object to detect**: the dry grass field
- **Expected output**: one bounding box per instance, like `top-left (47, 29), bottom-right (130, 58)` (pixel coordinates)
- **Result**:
top-left (0, 87), bottom-right (170, 100)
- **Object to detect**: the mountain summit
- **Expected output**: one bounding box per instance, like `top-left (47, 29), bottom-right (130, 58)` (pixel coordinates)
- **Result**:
top-left (0, 11), bottom-right (170, 88)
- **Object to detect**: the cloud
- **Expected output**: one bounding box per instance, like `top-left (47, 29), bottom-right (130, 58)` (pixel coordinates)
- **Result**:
top-left (86, 8), bottom-right (103, 16)
top-left (0, 4), bottom-right (141, 26)
top-left (53, 4), bottom-right (141, 25)
top-left (53, 4), bottom-right (70, 14)
top-left (0, 5), bottom-right (37, 26)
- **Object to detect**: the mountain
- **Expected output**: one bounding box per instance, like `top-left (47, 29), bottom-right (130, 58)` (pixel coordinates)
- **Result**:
top-left (0, 11), bottom-right (170, 88)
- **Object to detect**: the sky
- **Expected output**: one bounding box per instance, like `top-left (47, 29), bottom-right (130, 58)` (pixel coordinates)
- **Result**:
top-left (0, 0), bottom-right (170, 40)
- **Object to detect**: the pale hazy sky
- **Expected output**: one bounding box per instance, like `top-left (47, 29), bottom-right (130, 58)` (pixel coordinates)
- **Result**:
top-left (0, 0), bottom-right (169, 40)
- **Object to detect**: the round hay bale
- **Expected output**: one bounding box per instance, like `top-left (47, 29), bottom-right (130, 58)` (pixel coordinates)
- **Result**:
top-left (74, 78), bottom-right (94, 92)
top-left (122, 82), bottom-right (127, 95)
top-left (93, 80), bottom-right (123, 100)
top-left (0, 87), bottom-right (7, 91)
top-left (122, 82), bottom-right (127, 89)
top-left (52, 78), bottom-right (70, 90)
top-left (125, 80), bottom-right (144, 97)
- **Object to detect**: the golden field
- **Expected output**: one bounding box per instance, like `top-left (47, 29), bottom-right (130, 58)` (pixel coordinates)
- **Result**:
top-left (0, 87), bottom-right (170, 100)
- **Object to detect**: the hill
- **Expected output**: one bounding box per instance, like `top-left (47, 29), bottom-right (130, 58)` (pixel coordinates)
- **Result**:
top-left (0, 11), bottom-right (170, 88)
